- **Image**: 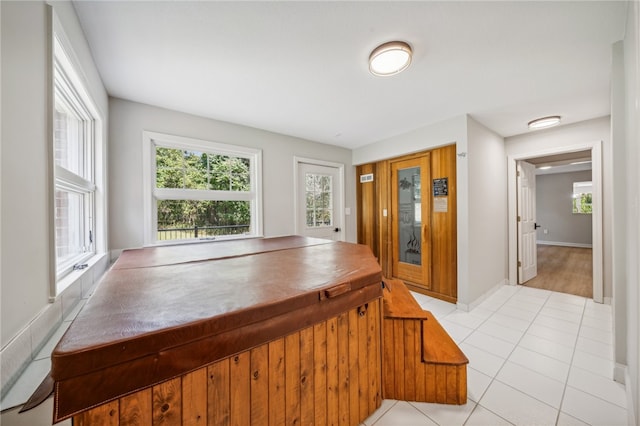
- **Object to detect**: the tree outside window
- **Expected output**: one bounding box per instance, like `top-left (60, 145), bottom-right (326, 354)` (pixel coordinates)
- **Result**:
top-left (143, 132), bottom-right (262, 245)
top-left (572, 181), bottom-right (592, 214)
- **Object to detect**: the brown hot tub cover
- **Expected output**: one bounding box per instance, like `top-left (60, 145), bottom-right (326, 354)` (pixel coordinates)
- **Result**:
top-left (45, 236), bottom-right (382, 422)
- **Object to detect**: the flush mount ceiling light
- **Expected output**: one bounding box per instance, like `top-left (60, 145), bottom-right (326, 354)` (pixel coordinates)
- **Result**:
top-left (369, 41), bottom-right (412, 76)
top-left (528, 115), bottom-right (561, 130)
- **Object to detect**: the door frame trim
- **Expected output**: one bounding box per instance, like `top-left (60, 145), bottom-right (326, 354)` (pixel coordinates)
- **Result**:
top-left (507, 141), bottom-right (603, 303)
top-left (293, 156), bottom-right (345, 241)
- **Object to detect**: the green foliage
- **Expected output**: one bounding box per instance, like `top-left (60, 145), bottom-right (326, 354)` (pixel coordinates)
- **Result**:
top-left (305, 173), bottom-right (332, 227)
top-left (573, 192), bottom-right (592, 214)
top-left (155, 147), bottom-right (251, 239)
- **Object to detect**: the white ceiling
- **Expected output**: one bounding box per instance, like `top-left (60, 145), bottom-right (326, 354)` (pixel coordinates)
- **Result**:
top-left (72, 1), bottom-right (628, 149)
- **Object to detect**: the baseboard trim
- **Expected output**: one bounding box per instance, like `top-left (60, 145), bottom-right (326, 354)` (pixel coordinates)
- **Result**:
top-left (0, 258), bottom-right (109, 401)
top-left (458, 279), bottom-right (508, 312)
top-left (536, 241), bottom-right (593, 249)
top-left (626, 368), bottom-right (637, 426)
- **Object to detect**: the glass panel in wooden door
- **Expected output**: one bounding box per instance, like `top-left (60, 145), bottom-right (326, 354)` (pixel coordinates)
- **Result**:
top-left (391, 156), bottom-right (431, 287)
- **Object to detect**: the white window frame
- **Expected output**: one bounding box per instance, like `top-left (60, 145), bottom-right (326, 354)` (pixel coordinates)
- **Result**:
top-left (572, 181), bottom-right (593, 214)
top-left (53, 34), bottom-right (99, 282)
top-left (142, 131), bottom-right (263, 246)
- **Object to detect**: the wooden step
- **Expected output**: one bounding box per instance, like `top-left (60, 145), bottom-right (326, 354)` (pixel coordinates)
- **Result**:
top-left (382, 278), bottom-right (468, 404)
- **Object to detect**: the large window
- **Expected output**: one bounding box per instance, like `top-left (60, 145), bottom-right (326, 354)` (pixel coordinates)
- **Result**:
top-left (143, 132), bottom-right (262, 245)
top-left (54, 37), bottom-right (98, 279)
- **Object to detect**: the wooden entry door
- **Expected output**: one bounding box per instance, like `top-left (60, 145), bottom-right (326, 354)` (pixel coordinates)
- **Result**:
top-left (390, 155), bottom-right (431, 288)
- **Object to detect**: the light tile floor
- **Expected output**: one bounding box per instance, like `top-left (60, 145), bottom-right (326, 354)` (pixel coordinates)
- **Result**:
top-left (0, 285), bottom-right (628, 425)
top-left (360, 285), bottom-right (628, 426)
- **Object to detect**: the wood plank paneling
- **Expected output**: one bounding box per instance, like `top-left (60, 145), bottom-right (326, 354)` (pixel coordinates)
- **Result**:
top-left (359, 303), bottom-right (371, 418)
top-left (368, 301), bottom-right (381, 412)
top-left (120, 389), bottom-right (151, 426)
top-left (299, 326), bottom-right (315, 426)
top-left (152, 378), bottom-right (181, 425)
top-left (430, 144), bottom-right (457, 300)
top-left (403, 320), bottom-right (417, 401)
top-left (285, 333), bottom-right (301, 425)
top-left (347, 309), bottom-right (360, 426)
top-left (182, 368), bottom-right (207, 425)
top-left (414, 322), bottom-right (426, 402)
top-left (356, 145), bottom-right (457, 302)
top-left (74, 301), bottom-right (383, 426)
top-left (326, 317), bottom-right (339, 426)
top-left (381, 280), bottom-right (468, 406)
top-left (75, 400), bottom-right (119, 426)
top-left (377, 161), bottom-right (391, 278)
top-left (230, 353), bottom-right (250, 426)
top-left (208, 358), bottom-right (230, 426)
top-left (392, 319), bottom-right (405, 400)
top-left (268, 338), bottom-right (286, 426)
top-left (337, 312), bottom-right (350, 425)
top-left (356, 163), bottom-right (378, 259)
top-left (250, 345), bottom-right (269, 426)
top-left (313, 321), bottom-right (328, 425)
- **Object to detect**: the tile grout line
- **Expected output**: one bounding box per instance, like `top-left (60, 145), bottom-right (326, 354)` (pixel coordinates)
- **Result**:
top-left (554, 295), bottom-right (588, 426)
top-left (459, 286), bottom-right (545, 426)
top-left (464, 286), bottom-right (569, 424)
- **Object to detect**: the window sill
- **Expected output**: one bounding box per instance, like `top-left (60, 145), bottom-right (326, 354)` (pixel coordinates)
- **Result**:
top-left (145, 233), bottom-right (264, 248)
top-left (55, 252), bottom-right (108, 297)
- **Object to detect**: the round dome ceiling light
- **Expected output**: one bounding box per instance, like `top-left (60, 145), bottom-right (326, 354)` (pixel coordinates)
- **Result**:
top-left (528, 115), bottom-right (561, 130)
top-left (369, 41), bottom-right (412, 76)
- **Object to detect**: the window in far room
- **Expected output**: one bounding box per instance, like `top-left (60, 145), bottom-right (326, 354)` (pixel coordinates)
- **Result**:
top-left (53, 36), bottom-right (99, 281)
top-left (572, 181), bottom-right (593, 214)
top-left (143, 132), bottom-right (263, 245)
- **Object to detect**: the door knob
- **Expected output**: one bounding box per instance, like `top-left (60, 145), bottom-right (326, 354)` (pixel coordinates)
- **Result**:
top-left (534, 223), bottom-right (541, 229)
top-left (334, 227), bottom-right (341, 232)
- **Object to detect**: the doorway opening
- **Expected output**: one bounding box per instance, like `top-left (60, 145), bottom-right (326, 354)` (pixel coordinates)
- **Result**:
top-left (508, 142), bottom-right (603, 302)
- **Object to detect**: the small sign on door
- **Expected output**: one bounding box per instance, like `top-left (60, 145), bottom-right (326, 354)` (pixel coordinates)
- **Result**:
top-left (434, 197), bottom-right (448, 213)
top-left (360, 173), bottom-right (374, 183)
top-left (433, 178), bottom-right (448, 197)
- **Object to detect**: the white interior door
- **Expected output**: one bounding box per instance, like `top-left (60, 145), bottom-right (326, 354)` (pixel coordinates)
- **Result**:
top-left (517, 160), bottom-right (537, 284)
top-left (296, 161), bottom-right (343, 241)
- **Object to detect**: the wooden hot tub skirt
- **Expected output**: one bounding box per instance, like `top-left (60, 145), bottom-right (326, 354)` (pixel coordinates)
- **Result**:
top-left (73, 299), bottom-right (383, 426)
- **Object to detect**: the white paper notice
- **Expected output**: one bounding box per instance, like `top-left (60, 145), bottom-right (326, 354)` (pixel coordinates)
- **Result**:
top-left (434, 197), bottom-right (448, 213)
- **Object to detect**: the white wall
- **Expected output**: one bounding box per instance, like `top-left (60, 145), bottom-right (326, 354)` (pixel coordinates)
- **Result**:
top-left (466, 117), bottom-right (508, 305)
top-left (621, 1), bottom-right (640, 422)
top-left (504, 117), bottom-right (612, 300)
top-left (0, 0), bottom-right (108, 396)
top-left (536, 170), bottom-right (593, 246)
top-left (611, 38), bottom-right (628, 391)
top-left (108, 98), bottom-right (356, 252)
top-left (1, 0), bottom-right (52, 354)
top-left (351, 115), bottom-right (467, 166)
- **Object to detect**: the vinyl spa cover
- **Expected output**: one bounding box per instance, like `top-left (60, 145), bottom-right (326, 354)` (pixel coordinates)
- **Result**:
top-left (43, 236), bottom-right (382, 422)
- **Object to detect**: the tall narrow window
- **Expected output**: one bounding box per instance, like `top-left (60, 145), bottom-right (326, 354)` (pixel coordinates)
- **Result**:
top-left (143, 132), bottom-right (262, 245)
top-left (54, 37), bottom-right (97, 279)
